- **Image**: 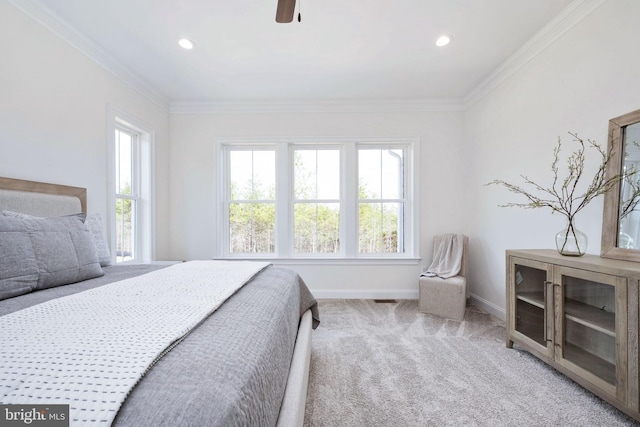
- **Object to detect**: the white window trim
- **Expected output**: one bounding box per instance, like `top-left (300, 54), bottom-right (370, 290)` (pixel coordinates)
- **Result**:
top-left (114, 127), bottom-right (139, 262)
top-left (288, 143), bottom-right (343, 258)
top-left (216, 137), bottom-right (420, 263)
top-left (107, 105), bottom-right (155, 264)
top-left (356, 144), bottom-right (411, 257)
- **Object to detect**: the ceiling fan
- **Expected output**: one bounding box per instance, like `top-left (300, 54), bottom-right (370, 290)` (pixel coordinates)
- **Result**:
top-left (275, 0), bottom-right (298, 23)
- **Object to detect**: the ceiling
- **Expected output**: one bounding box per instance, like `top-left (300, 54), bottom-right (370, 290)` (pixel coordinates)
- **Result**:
top-left (21, 0), bottom-right (577, 104)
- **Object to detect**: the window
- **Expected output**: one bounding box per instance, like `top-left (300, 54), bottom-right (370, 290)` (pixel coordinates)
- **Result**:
top-left (109, 107), bottom-right (153, 264)
top-left (228, 149), bottom-right (276, 254)
top-left (220, 139), bottom-right (416, 260)
top-left (293, 149), bottom-right (341, 254)
top-left (115, 127), bottom-right (138, 263)
top-left (358, 148), bottom-right (405, 254)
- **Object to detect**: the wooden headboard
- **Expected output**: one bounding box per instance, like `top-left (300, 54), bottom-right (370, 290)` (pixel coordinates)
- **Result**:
top-left (0, 177), bottom-right (87, 216)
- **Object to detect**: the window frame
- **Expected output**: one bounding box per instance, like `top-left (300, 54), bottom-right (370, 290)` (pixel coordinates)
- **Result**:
top-left (224, 145), bottom-right (278, 256)
top-left (356, 145), bottom-right (408, 255)
top-left (108, 106), bottom-right (155, 264)
top-left (217, 137), bottom-right (419, 262)
top-left (114, 126), bottom-right (140, 263)
top-left (290, 144), bottom-right (344, 257)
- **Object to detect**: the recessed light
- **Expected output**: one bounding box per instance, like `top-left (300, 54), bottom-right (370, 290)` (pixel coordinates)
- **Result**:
top-left (178, 38), bottom-right (195, 50)
top-left (435, 34), bottom-right (453, 47)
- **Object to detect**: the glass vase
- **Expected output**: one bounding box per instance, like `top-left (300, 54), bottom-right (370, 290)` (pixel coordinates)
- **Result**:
top-left (555, 221), bottom-right (588, 256)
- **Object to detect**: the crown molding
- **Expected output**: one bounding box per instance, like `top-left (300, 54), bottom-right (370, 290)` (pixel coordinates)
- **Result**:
top-left (463, 0), bottom-right (608, 110)
top-left (8, 0), bottom-right (169, 109)
top-left (170, 98), bottom-right (465, 114)
top-left (8, 0), bottom-right (606, 115)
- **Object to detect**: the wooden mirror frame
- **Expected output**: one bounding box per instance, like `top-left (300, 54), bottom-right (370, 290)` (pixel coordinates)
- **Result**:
top-left (601, 108), bottom-right (640, 262)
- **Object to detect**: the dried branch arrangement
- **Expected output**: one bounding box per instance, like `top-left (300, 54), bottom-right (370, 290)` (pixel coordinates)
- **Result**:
top-left (486, 132), bottom-right (636, 254)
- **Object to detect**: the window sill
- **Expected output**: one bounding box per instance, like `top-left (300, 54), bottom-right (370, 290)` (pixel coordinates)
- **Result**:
top-left (214, 257), bottom-right (422, 266)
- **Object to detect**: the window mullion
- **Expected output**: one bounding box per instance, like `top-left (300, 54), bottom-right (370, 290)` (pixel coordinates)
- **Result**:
top-left (221, 146), bottom-right (230, 257)
top-left (132, 134), bottom-right (140, 199)
top-left (343, 143), bottom-right (357, 256)
top-left (276, 143), bottom-right (290, 257)
top-left (131, 137), bottom-right (141, 259)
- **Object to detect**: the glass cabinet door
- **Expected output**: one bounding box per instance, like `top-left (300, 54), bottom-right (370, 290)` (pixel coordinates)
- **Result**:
top-left (554, 266), bottom-right (627, 402)
top-left (509, 257), bottom-right (553, 357)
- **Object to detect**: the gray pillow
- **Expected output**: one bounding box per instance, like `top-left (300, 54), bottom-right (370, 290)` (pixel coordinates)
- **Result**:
top-left (4, 210), bottom-right (111, 267)
top-left (85, 213), bottom-right (112, 267)
top-left (4, 210), bottom-right (86, 222)
top-left (0, 230), bottom-right (38, 300)
top-left (0, 215), bottom-right (104, 300)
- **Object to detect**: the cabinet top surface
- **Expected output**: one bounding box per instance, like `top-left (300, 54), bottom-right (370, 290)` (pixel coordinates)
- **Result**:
top-left (507, 249), bottom-right (640, 275)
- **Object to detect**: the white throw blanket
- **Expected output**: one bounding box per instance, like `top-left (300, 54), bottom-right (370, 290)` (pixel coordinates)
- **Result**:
top-left (0, 260), bottom-right (270, 426)
top-left (421, 234), bottom-right (464, 279)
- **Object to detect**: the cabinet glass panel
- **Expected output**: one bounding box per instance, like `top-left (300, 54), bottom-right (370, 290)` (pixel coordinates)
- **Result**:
top-left (514, 264), bottom-right (546, 346)
top-left (562, 276), bottom-right (616, 386)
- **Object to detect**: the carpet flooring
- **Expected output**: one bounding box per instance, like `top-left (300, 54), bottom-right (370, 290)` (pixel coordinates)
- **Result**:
top-left (303, 299), bottom-right (638, 426)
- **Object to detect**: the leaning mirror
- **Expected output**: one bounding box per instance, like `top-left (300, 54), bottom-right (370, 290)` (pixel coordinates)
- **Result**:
top-left (601, 108), bottom-right (640, 261)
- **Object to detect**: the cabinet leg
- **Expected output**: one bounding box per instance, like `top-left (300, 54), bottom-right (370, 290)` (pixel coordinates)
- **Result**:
top-left (506, 338), bottom-right (514, 348)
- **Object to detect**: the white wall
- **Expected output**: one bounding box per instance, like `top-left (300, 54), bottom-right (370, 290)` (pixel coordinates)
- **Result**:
top-left (7, 0), bottom-right (639, 310)
top-left (0, 2), bottom-right (171, 259)
top-left (169, 109), bottom-right (465, 296)
top-left (464, 0), bottom-right (640, 318)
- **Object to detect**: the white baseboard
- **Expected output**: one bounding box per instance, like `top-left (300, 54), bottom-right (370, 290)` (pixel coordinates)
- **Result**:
top-left (469, 293), bottom-right (506, 321)
top-left (311, 289), bottom-right (419, 300)
top-left (311, 289), bottom-right (506, 321)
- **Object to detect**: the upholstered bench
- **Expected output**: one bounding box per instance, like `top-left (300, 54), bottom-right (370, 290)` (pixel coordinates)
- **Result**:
top-left (418, 234), bottom-right (468, 321)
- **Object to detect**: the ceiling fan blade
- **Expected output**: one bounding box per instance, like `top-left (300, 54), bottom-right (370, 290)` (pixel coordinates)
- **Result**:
top-left (275, 0), bottom-right (296, 23)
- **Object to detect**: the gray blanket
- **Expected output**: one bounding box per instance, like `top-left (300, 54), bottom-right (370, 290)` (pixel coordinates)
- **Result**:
top-left (0, 263), bottom-right (319, 427)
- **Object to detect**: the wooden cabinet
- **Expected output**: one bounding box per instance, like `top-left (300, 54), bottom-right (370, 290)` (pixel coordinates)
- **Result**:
top-left (506, 250), bottom-right (639, 421)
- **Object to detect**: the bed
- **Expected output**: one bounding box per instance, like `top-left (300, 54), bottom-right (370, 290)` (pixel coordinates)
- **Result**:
top-left (0, 176), bottom-right (319, 427)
